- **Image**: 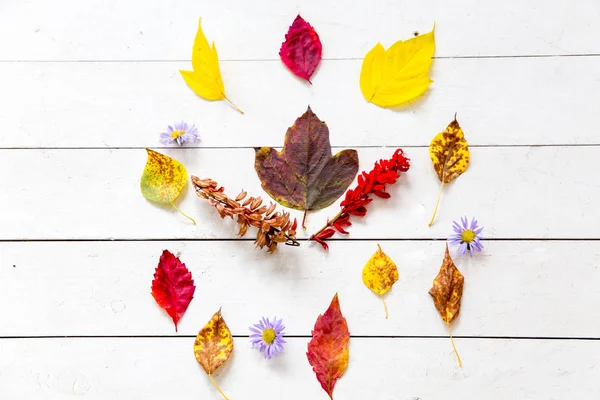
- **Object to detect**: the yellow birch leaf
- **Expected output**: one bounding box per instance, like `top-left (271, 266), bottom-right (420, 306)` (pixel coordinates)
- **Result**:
top-left (140, 149), bottom-right (195, 224)
top-left (180, 19), bottom-right (243, 114)
top-left (362, 244), bottom-right (398, 319)
top-left (360, 26), bottom-right (435, 107)
top-left (194, 309), bottom-right (233, 400)
top-left (428, 116), bottom-right (470, 226)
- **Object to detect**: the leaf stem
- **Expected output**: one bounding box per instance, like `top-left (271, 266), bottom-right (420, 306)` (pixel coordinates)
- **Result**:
top-left (224, 96), bottom-right (244, 114)
top-left (302, 210), bottom-right (308, 230)
top-left (428, 183), bottom-right (444, 226)
top-left (446, 320), bottom-right (462, 367)
top-left (170, 202), bottom-right (196, 225)
top-left (208, 374), bottom-right (230, 400)
top-left (382, 297), bottom-right (389, 319)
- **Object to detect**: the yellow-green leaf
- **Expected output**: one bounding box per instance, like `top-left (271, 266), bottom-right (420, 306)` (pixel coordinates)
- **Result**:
top-left (428, 116), bottom-right (470, 226)
top-left (194, 309), bottom-right (233, 400)
top-left (362, 244), bottom-right (398, 319)
top-left (360, 26), bottom-right (435, 108)
top-left (140, 149), bottom-right (195, 224)
top-left (180, 19), bottom-right (243, 114)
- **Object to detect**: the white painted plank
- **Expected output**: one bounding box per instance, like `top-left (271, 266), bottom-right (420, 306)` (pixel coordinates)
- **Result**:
top-left (2, 57), bottom-right (600, 148)
top-left (1, 337), bottom-right (598, 399)
top-left (1, 241), bottom-right (599, 337)
top-left (0, 147), bottom-right (598, 240)
top-left (1, 0), bottom-right (599, 61)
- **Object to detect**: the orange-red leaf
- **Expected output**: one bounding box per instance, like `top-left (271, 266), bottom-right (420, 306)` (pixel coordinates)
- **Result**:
top-left (307, 293), bottom-right (350, 399)
top-left (151, 250), bottom-right (195, 332)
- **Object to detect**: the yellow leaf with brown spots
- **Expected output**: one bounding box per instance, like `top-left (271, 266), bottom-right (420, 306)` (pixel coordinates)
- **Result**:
top-left (140, 149), bottom-right (195, 224)
top-left (362, 244), bottom-right (398, 318)
top-left (428, 116), bottom-right (470, 226)
top-left (428, 244), bottom-right (464, 366)
top-left (194, 309), bottom-right (233, 400)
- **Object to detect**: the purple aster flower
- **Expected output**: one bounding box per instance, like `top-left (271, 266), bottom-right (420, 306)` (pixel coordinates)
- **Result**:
top-left (249, 317), bottom-right (286, 359)
top-left (448, 216), bottom-right (484, 256)
top-left (159, 121), bottom-right (199, 146)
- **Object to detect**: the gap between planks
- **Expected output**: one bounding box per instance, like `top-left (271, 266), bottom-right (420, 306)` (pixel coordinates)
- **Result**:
top-left (2, 238), bottom-right (600, 243)
top-left (2, 144), bottom-right (600, 150)
top-left (1, 53), bottom-right (600, 63)
top-left (2, 335), bottom-right (600, 341)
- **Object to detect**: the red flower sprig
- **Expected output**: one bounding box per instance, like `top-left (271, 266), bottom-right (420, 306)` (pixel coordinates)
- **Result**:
top-left (310, 149), bottom-right (411, 249)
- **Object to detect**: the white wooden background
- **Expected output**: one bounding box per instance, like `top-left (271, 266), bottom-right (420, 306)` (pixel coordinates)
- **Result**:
top-left (1, 0), bottom-right (600, 398)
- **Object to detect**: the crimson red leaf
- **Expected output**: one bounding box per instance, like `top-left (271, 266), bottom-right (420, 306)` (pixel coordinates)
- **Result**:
top-left (151, 250), bottom-right (196, 332)
top-left (307, 293), bottom-right (350, 399)
top-left (279, 15), bottom-right (322, 83)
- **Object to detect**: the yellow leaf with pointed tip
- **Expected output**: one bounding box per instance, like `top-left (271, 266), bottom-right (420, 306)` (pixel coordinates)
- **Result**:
top-left (194, 309), bottom-right (233, 400)
top-left (360, 26), bottom-right (435, 107)
top-left (428, 116), bottom-right (470, 226)
top-left (362, 244), bottom-right (398, 319)
top-left (180, 19), bottom-right (243, 114)
top-left (140, 149), bottom-right (195, 224)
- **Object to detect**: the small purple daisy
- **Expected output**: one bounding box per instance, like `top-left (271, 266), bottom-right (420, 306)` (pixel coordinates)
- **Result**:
top-left (249, 317), bottom-right (286, 359)
top-left (448, 216), bottom-right (484, 256)
top-left (159, 121), bottom-right (199, 146)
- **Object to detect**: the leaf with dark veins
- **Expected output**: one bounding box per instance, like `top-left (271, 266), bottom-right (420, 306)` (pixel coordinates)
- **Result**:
top-left (254, 107), bottom-right (359, 227)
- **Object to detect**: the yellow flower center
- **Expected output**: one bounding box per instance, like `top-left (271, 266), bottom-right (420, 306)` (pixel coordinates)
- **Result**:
top-left (461, 229), bottom-right (476, 243)
top-left (170, 129), bottom-right (184, 139)
top-left (262, 328), bottom-right (276, 344)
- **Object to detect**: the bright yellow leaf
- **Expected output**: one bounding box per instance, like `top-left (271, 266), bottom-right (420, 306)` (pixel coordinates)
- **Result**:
top-left (362, 244), bottom-right (398, 318)
top-left (194, 309), bottom-right (233, 400)
top-left (180, 19), bottom-right (243, 114)
top-left (428, 116), bottom-right (470, 226)
top-left (360, 26), bottom-right (435, 107)
top-left (140, 149), bottom-right (195, 224)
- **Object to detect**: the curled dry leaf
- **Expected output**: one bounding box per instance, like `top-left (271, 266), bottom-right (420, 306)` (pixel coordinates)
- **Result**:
top-left (140, 149), bottom-right (195, 224)
top-left (428, 244), bottom-right (464, 367)
top-left (307, 293), bottom-right (350, 399)
top-left (151, 250), bottom-right (195, 332)
top-left (180, 19), bottom-right (243, 114)
top-left (362, 244), bottom-right (398, 319)
top-left (192, 176), bottom-right (299, 253)
top-left (279, 14), bottom-right (322, 83)
top-left (194, 309), bottom-right (233, 400)
top-left (360, 26), bottom-right (435, 107)
top-left (428, 116), bottom-right (470, 225)
top-left (254, 107), bottom-right (359, 228)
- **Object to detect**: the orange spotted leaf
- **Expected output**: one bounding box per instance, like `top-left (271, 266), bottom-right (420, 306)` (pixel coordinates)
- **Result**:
top-left (151, 250), bottom-right (195, 332)
top-left (194, 309), bottom-right (233, 400)
top-left (307, 293), bottom-right (350, 399)
top-left (429, 244), bottom-right (464, 366)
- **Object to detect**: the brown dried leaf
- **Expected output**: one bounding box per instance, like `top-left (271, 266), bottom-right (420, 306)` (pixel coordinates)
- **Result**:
top-left (428, 243), bottom-right (464, 366)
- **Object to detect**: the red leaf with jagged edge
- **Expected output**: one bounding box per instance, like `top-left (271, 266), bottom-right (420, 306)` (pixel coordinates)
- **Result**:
top-left (279, 14), bottom-right (322, 83)
top-left (307, 293), bottom-right (350, 399)
top-left (151, 250), bottom-right (195, 332)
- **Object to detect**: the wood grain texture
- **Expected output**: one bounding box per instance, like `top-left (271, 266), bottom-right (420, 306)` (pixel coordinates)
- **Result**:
top-left (1, 147), bottom-right (598, 240)
top-left (1, 241), bottom-right (599, 337)
top-left (0, 0), bottom-right (599, 60)
top-left (1, 57), bottom-right (600, 148)
top-left (1, 0), bottom-right (598, 398)
top-left (1, 337), bottom-right (598, 399)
